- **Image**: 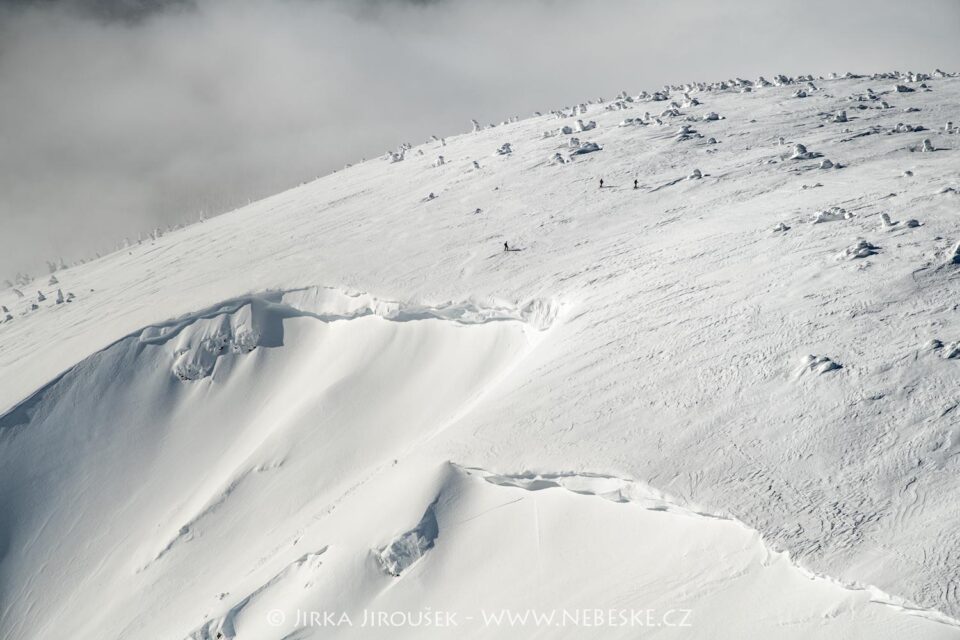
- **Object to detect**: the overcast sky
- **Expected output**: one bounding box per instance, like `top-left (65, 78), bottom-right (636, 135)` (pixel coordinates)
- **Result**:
top-left (1, 0), bottom-right (958, 277)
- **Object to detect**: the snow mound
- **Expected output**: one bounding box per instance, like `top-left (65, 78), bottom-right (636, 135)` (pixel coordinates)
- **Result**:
top-left (796, 354), bottom-right (843, 376)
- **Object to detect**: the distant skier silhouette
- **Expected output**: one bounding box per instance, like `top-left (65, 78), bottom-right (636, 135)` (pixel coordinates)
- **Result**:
top-left (634, 179), bottom-right (639, 189)
top-left (504, 241), bottom-right (510, 251)
top-left (599, 178), bottom-right (604, 188)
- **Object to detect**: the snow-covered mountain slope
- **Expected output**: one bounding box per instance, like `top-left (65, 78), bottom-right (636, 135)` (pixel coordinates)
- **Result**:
top-left (1, 71), bottom-right (959, 639)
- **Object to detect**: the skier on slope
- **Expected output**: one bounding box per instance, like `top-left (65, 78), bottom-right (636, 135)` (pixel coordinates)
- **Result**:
top-left (504, 241), bottom-right (510, 251)
top-left (599, 178), bottom-right (604, 188)
top-left (634, 179), bottom-right (639, 189)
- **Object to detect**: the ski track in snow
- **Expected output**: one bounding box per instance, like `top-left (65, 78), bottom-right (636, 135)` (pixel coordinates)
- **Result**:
top-left (2, 71), bottom-right (960, 638)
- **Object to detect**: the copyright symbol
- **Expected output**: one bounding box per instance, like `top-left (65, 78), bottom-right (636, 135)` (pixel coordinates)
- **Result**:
top-left (267, 609), bottom-right (286, 627)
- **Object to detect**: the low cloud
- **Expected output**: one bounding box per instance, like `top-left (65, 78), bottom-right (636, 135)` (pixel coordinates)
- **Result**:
top-left (1, 0), bottom-right (958, 276)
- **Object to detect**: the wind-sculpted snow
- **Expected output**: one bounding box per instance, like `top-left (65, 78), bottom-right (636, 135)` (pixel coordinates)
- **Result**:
top-left (2, 70), bottom-right (960, 638)
top-left (0, 288), bottom-right (550, 639)
top-left (180, 463), bottom-right (958, 639)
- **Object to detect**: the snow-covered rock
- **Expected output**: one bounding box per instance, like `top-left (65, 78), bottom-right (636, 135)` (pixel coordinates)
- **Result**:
top-left (813, 206), bottom-right (853, 223)
top-left (374, 501), bottom-right (439, 577)
top-left (789, 143), bottom-right (816, 159)
top-left (569, 141), bottom-right (601, 155)
top-left (839, 238), bottom-right (880, 259)
top-left (880, 213), bottom-right (920, 229)
top-left (796, 354), bottom-right (842, 376)
top-left (950, 242), bottom-right (960, 265)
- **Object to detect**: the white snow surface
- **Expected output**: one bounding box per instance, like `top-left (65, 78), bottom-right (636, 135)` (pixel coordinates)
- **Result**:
top-left (2, 73), bottom-right (960, 639)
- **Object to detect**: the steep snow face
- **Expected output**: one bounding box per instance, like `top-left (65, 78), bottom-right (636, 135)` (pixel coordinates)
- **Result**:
top-left (0, 289), bottom-right (548, 639)
top-left (2, 72), bottom-right (960, 638)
